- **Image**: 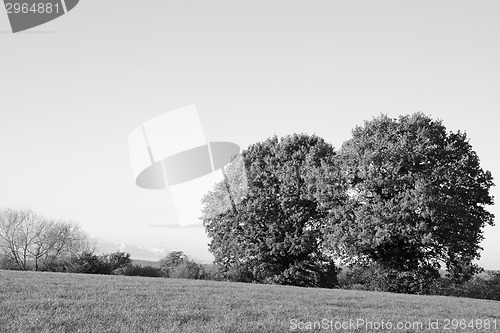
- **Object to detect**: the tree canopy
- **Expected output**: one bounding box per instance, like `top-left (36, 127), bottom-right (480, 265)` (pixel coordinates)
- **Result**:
top-left (202, 134), bottom-right (342, 287)
top-left (324, 113), bottom-right (494, 283)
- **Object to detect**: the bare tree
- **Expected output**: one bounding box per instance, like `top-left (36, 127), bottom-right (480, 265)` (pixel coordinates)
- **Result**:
top-left (0, 208), bottom-right (91, 271)
top-left (0, 209), bottom-right (37, 270)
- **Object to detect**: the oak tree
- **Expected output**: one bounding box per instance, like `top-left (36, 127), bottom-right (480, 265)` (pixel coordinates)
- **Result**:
top-left (202, 134), bottom-right (342, 287)
top-left (325, 113), bottom-right (494, 284)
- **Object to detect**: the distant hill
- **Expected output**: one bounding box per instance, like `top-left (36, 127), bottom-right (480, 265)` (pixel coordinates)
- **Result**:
top-left (131, 259), bottom-right (161, 267)
top-left (90, 237), bottom-right (171, 261)
top-left (131, 260), bottom-right (217, 271)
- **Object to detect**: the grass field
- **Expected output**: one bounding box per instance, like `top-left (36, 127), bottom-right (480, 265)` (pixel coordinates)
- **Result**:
top-left (1, 270), bottom-right (499, 333)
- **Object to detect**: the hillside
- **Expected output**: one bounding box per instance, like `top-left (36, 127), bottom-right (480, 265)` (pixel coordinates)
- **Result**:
top-left (131, 259), bottom-right (161, 268)
top-left (0, 270), bottom-right (499, 333)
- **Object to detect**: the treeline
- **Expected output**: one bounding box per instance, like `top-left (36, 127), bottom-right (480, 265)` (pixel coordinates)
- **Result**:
top-left (336, 264), bottom-right (500, 301)
top-left (1, 208), bottom-right (498, 301)
top-left (38, 249), bottom-right (208, 280)
top-left (115, 250), bottom-right (209, 280)
top-left (0, 208), bottom-right (208, 279)
top-left (0, 245), bottom-right (213, 281)
top-left (0, 208), bottom-right (91, 271)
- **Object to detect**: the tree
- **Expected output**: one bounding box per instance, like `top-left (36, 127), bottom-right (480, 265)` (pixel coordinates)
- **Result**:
top-left (170, 261), bottom-right (206, 280)
top-left (101, 251), bottom-right (132, 271)
top-left (0, 208), bottom-right (39, 270)
top-left (159, 251), bottom-right (206, 279)
top-left (68, 251), bottom-right (111, 274)
top-left (325, 113), bottom-right (494, 285)
top-left (63, 251), bottom-right (132, 275)
top-left (201, 134), bottom-right (343, 287)
top-left (116, 264), bottom-right (163, 277)
top-left (160, 251), bottom-right (187, 276)
top-left (0, 208), bottom-right (91, 271)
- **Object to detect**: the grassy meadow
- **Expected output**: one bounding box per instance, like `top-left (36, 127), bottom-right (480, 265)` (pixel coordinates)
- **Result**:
top-left (1, 270), bottom-right (499, 333)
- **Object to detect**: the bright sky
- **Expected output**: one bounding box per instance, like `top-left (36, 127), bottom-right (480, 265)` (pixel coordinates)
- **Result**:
top-left (0, 1), bottom-right (498, 268)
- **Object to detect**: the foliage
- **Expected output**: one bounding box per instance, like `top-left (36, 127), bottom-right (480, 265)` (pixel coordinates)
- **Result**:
top-left (201, 264), bottom-right (225, 281)
top-left (0, 253), bottom-right (20, 270)
top-left (337, 266), bottom-right (500, 300)
top-left (159, 251), bottom-right (206, 279)
top-left (325, 113), bottom-right (495, 284)
top-left (337, 264), bottom-right (442, 294)
top-left (159, 251), bottom-right (187, 275)
top-left (439, 271), bottom-right (500, 301)
top-left (169, 261), bottom-right (206, 280)
top-left (38, 256), bottom-right (73, 273)
top-left (101, 251), bottom-right (132, 272)
top-left (202, 134), bottom-right (343, 288)
top-left (115, 264), bottom-right (164, 277)
top-left (67, 251), bottom-right (112, 274)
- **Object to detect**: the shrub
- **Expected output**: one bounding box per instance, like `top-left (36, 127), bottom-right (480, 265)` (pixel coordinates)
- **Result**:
top-left (0, 254), bottom-right (20, 270)
top-left (338, 263), bottom-right (441, 294)
top-left (115, 265), bottom-right (163, 278)
top-left (39, 255), bottom-right (74, 272)
top-left (221, 264), bottom-right (254, 283)
top-left (169, 261), bottom-right (206, 280)
top-left (101, 251), bottom-right (132, 272)
top-left (160, 251), bottom-right (186, 271)
top-left (201, 264), bottom-right (225, 281)
top-left (439, 271), bottom-right (500, 301)
top-left (338, 265), bottom-right (500, 300)
top-left (159, 251), bottom-right (208, 280)
top-left (66, 252), bottom-right (112, 274)
top-left (263, 261), bottom-right (339, 288)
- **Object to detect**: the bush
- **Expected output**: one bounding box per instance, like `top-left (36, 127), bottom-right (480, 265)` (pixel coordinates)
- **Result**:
top-left (66, 252), bottom-right (113, 274)
top-left (338, 265), bottom-right (500, 300)
top-left (263, 261), bottom-right (339, 288)
top-left (160, 251), bottom-right (186, 271)
top-left (220, 264), bottom-right (254, 283)
top-left (39, 255), bottom-right (74, 273)
top-left (439, 271), bottom-right (500, 301)
top-left (101, 251), bottom-right (132, 272)
top-left (338, 263), bottom-right (441, 294)
top-left (201, 264), bottom-right (225, 281)
top-left (115, 265), bottom-right (164, 278)
top-left (169, 261), bottom-right (206, 280)
top-left (0, 255), bottom-right (20, 270)
top-left (159, 251), bottom-right (207, 280)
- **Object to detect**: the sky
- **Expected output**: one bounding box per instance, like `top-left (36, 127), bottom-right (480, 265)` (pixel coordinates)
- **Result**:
top-left (0, 1), bottom-right (499, 268)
